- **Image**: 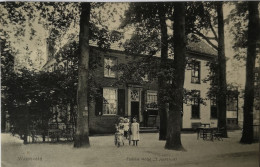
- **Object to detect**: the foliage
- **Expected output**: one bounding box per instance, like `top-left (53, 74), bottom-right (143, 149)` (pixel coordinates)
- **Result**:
top-left (187, 2), bottom-right (218, 46)
top-left (117, 2), bottom-right (218, 105)
top-left (0, 2), bottom-right (123, 70)
top-left (226, 1), bottom-right (249, 61)
top-left (1, 67), bottom-right (79, 138)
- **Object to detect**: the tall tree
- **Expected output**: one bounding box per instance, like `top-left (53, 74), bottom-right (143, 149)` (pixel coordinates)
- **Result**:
top-left (120, 3), bottom-right (172, 140)
top-left (216, 2), bottom-right (228, 137)
top-left (158, 3), bottom-right (169, 140)
top-left (1, 31), bottom-right (15, 132)
top-left (240, 1), bottom-right (259, 144)
top-left (165, 2), bottom-right (186, 150)
top-left (74, 2), bottom-right (91, 148)
top-left (189, 2), bottom-right (228, 136)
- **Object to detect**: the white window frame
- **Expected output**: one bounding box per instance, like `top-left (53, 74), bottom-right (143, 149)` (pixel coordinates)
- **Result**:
top-left (103, 87), bottom-right (118, 115)
top-left (146, 90), bottom-right (158, 110)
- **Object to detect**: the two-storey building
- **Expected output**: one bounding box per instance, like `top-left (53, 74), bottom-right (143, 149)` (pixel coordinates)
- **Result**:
top-left (43, 39), bottom-right (237, 134)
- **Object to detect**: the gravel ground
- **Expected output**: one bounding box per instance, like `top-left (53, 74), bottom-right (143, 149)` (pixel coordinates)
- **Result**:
top-left (1, 130), bottom-right (259, 167)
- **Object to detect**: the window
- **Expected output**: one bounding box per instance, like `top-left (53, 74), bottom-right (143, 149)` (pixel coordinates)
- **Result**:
top-left (103, 88), bottom-right (117, 115)
top-left (210, 98), bottom-right (217, 119)
top-left (146, 91), bottom-right (158, 110)
top-left (191, 90), bottom-right (200, 119)
top-left (191, 61), bottom-right (200, 83)
top-left (104, 57), bottom-right (117, 78)
top-left (227, 97), bottom-right (237, 111)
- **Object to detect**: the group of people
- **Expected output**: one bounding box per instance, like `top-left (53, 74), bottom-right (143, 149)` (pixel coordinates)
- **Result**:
top-left (115, 117), bottom-right (140, 146)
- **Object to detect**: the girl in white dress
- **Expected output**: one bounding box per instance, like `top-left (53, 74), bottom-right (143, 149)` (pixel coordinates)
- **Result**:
top-left (131, 117), bottom-right (140, 146)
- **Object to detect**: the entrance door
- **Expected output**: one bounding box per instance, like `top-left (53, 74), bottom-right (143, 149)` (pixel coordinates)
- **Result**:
top-left (131, 102), bottom-right (139, 121)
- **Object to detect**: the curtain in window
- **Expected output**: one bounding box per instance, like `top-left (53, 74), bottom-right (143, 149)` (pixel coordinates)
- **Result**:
top-left (103, 88), bottom-right (117, 114)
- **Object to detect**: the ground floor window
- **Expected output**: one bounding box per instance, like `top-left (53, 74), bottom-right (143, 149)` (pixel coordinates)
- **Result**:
top-left (103, 88), bottom-right (117, 115)
top-left (191, 90), bottom-right (200, 119)
top-left (227, 118), bottom-right (237, 125)
top-left (146, 91), bottom-right (158, 110)
top-left (227, 96), bottom-right (237, 111)
top-left (211, 98), bottom-right (217, 119)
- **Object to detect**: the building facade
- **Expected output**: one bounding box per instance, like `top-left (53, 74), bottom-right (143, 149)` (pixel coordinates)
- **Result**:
top-left (42, 40), bottom-right (239, 134)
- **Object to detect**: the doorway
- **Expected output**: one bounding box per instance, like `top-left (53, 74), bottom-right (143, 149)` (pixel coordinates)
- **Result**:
top-left (131, 102), bottom-right (139, 121)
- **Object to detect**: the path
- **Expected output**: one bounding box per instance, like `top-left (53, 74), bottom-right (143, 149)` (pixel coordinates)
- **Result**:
top-left (1, 131), bottom-right (258, 167)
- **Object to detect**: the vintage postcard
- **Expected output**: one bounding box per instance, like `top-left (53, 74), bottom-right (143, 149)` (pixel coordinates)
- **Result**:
top-left (1, 1), bottom-right (259, 167)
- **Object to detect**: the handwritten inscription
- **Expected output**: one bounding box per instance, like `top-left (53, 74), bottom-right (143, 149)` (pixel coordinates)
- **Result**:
top-left (126, 157), bottom-right (177, 162)
top-left (18, 156), bottom-right (42, 161)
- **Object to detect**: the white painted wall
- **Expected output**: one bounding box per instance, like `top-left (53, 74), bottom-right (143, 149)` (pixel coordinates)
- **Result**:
top-left (182, 59), bottom-right (218, 128)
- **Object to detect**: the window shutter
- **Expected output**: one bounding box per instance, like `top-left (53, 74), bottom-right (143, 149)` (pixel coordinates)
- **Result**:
top-left (95, 88), bottom-right (103, 116)
top-left (117, 89), bottom-right (125, 116)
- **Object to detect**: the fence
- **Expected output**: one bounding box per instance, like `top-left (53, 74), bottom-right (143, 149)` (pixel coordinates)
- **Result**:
top-left (27, 122), bottom-right (75, 143)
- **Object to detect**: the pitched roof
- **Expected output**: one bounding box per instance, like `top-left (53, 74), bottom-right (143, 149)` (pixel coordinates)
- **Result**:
top-left (90, 38), bottom-right (217, 57)
top-left (43, 36), bottom-right (217, 69)
top-left (187, 40), bottom-right (217, 56)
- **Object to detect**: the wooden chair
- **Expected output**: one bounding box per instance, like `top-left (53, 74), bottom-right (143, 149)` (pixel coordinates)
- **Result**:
top-left (61, 125), bottom-right (75, 141)
top-left (48, 123), bottom-right (61, 142)
top-left (213, 127), bottom-right (224, 141)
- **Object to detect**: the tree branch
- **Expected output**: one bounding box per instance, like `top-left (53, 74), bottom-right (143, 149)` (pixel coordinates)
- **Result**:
top-left (209, 20), bottom-right (218, 41)
top-left (194, 30), bottom-right (218, 50)
top-left (206, 36), bottom-right (217, 40)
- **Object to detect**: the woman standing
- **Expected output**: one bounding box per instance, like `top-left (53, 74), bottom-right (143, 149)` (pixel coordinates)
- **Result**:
top-left (131, 117), bottom-right (140, 146)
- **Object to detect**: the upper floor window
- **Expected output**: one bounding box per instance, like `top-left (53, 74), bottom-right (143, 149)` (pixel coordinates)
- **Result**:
top-left (103, 88), bottom-right (117, 115)
top-left (104, 57), bottom-right (117, 78)
top-left (191, 61), bottom-right (200, 84)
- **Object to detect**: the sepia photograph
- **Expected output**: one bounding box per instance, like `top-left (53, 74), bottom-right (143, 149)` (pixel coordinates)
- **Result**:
top-left (1, 1), bottom-right (259, 167)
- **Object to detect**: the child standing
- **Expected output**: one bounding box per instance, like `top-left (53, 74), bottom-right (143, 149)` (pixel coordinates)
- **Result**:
top-left (123, 118), bottom-right (130, 139)
top-left (118, 117), bottom-right (125, 135)
top-left (114, 117), bottom-right (125, 147)
top-left (131, 117), bottom-right (140, 146)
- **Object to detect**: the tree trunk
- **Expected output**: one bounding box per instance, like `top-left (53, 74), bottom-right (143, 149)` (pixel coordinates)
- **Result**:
top-left (74, 2), bottom-right (91, 148)
top-left (1, 108), bottom-right (6, 132)
top-left (216, 2), bottom-right (227, 138)
top-left (165, 2), bottom-right (185, 150)
top-left (158, 4), bottom-right (168, 140)
top-left (23, 105), bottom-right (29, 144)
top-left (240, 1), bottom-right (259, 144)
top-left (70, 102), bottom-right (76, 127)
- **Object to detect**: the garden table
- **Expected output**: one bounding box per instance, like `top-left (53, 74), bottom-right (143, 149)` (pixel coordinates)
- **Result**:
top-left (197, 127), bottom-right (217, 141)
